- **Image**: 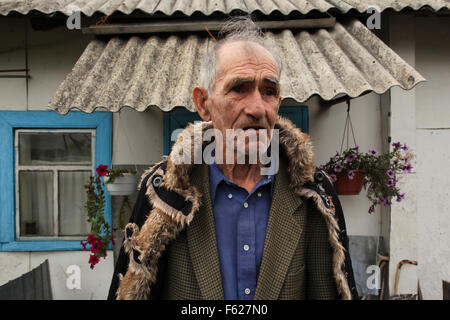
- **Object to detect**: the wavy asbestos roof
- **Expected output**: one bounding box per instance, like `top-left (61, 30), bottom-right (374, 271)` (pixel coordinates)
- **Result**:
top-left (1, 0), bottom-right (450, 16)
top-left (48, 18), bottom-right (425, 114)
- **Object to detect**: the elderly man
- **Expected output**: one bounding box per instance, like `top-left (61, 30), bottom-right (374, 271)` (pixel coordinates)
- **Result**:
top-left (108, 18), bottom-right (357, 300)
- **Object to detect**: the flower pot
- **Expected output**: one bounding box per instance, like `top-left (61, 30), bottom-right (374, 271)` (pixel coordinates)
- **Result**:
top-left (333, 170), bottom-right (366, 195)
top-left (104, 173), bottom-right (138, 196)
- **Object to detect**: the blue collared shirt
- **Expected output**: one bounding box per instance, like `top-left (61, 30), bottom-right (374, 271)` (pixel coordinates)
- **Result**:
top-left (209, 161), bottom-right (274, 300)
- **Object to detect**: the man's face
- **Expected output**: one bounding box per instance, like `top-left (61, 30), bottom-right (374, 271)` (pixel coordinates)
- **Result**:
top-left (205, 41), bottom-right (281, 158)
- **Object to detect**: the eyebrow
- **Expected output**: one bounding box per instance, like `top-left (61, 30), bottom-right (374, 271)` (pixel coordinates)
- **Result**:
top-left (227, 77), bottom-right (280, 89)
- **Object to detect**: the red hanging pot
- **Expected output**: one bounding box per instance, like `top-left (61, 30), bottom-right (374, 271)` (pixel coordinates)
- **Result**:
top-left (333, 170), bottom-right (366, 195)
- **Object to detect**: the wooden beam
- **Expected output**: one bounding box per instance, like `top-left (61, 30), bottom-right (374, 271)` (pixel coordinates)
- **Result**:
top-left (82, 18), bottom-right (336, 35)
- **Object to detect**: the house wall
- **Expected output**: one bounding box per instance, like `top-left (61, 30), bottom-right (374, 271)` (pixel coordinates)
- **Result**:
top-left (0, 251), bottom-right (114, 299)
top-left (388, 12), bottom-right (450, 299)
top-left (0, 17), bottom-right (116, 299)
top-left (414, 15), bottom-right (450, 300)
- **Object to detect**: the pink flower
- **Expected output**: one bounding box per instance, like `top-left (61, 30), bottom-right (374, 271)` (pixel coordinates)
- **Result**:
top-left (347, 170), bottom-right (355, 180)
top-left (330, 174), bottom-right (337, 182)
top-left (397, 193), bottom-right (406, 202)
top-left (392, 142), bottom-right (402, 149)
top-left (346, 154), bottom-right (357, 163)
top-left (96, 164), bottom-right (109, 177)
top-left (334, 163), bottom-right (344, 173)
top-left (403, 163), bottom-right (413, 173)
top-left (386, 169), bottom-right (395, 178)
top-left (89, 254), bottom-right (99, 269)
top-left (87, 234), bottom-right (96, 245)
top-left (369, 149), bottom-right (379, 156)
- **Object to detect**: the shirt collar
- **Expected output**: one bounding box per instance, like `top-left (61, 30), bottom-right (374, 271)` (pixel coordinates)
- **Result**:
top-left (208, 148), bottom-right (275, 205)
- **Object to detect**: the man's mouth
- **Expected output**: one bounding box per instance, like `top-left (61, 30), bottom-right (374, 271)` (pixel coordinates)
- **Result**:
top-left (242, 125), bottom-right (266, 131)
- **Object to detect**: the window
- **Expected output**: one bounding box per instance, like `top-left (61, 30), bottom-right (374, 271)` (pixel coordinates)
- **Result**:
top-left (163, 106), bottom-right (309, 155)
top-left (0, 111), bottom-right (112, 251)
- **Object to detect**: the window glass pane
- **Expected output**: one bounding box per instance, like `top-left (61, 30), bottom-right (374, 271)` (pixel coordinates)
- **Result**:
top-left (58, 171), bottom-right (91, 236)
top-left (19, 171), bottom-right (54, 236)
top-left (19, 132), bottom-right (92, 165)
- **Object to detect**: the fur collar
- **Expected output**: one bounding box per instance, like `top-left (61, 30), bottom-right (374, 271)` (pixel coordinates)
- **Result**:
top-left (115, 117), bottom-right (351, 300)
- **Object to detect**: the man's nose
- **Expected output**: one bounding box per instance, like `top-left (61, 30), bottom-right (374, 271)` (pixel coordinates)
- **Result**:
top-left (243, 89), bottom-right (265, 120)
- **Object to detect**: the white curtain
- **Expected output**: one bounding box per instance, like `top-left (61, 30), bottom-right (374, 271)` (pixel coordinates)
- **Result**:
top-left (19, 171), bottom-right (54, 236)
top-left (58, 171), bottom-right (91, 236)
top-left (19, 170), bottom-right (91, 237)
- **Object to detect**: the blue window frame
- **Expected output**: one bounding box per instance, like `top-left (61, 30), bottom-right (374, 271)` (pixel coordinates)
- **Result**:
top-left (0, 111), bottom-right (112, 251)
top-left (163, 105), bottom-right (309, 155)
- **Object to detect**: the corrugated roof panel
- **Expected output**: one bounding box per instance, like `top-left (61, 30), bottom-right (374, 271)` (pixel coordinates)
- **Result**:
top-left (1, 0), bottom-right (449, 16)
top-left (48, 18), bottom-right (426, 114)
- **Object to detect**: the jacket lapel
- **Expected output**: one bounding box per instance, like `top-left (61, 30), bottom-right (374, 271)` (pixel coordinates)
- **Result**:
top-left (254, 158), bottom-right (305, 300)
top-left (186, 163), bottom-right (225, 299)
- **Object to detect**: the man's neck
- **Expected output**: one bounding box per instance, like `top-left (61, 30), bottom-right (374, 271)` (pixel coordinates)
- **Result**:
top-left (216, 163), bottom-right (264, 193)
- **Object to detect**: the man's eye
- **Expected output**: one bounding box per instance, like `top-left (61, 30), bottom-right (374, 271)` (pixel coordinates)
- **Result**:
top-left (232, 85), bottom-right (242, 93)
top-left (264, 88), bottom-right (276, 96)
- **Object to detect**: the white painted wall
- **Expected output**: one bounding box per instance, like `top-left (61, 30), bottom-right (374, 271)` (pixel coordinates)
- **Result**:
top-left (0, 18), bottom-right (116, 299)
top-left (0, 17), bottom-right (94, 110)
top-left (112, 106), bottom-right (164, 165)
top-left (388, 13), bottom-right (419, 297)
top-left (387, 13), bottom-right (450, 299)
top-left (414, 16), bottom-right (450, 300)
top-left (0, 251), bottom-right (114, 299)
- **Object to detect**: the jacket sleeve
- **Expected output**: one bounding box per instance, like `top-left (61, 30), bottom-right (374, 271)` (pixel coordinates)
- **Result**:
top-left (106, 172), bottom-right (154, 300)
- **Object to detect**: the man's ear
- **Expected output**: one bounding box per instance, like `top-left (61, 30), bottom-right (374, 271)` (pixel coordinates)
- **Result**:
top-left (192, 86), bottom-right (211, 121)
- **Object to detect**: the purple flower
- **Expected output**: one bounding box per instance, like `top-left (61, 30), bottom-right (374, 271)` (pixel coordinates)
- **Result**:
top-left (392, 141), bottom-right (402, 149)
top-left (387, 179), bottom-right (395, 187)
top-left (396, 193), bottom-right (406, 202)
top-left (330, 174), bottom-right (337, 182)
top-left (369, 149), bottom-right (379, 156)
top-left (334, 163), bottom-right (344, 173)
top-left (355, 145), bottom-right (360, 153)
top-left (384, 200), bottom-right (392, 206)
top-left (403, 163), bottom-right (413, 173)
top-left (346, 154), bottom-right (357, 163)
top-left (347, 170), bottom-right (355, 180)
top-left (368, 206), bottom-right (375, 214)
top-left (386, 169), bottom-right (395, 178)
top-left (402, 143), bottom-right (409, 153)
top-left (392, 160), bottom-right (399, 167)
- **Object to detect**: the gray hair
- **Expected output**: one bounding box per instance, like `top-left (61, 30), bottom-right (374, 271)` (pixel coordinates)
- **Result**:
top-left (198, 16), bottom-right (283, 94)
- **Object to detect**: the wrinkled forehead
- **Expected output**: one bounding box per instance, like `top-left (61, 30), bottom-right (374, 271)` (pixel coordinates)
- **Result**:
top-left (215, 40), bottom-right (280, 78)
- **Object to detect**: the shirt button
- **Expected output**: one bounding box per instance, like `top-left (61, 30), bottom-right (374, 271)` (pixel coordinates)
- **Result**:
top-left (243, 202), bottom-right (248, 208)
top-left (228, 193), bottom-right (233, 199)
top-left (257, 192), bottom-right (262, 197)
top-left (244, 288), bottom-right (251, 295)
top-left (243, 245), bottom-right (250, 251)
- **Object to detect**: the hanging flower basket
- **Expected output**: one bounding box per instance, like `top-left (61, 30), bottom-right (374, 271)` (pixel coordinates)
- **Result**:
top-left (104, 173), bottom-right (138, 196)
top-left (333, 170), bottom-right (366, 195)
